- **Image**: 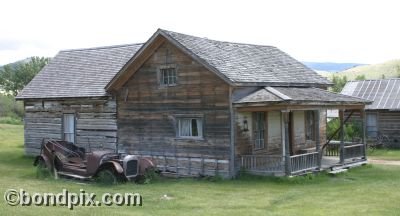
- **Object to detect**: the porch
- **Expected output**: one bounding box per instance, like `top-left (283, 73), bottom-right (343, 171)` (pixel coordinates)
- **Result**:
top-left (234, 87), bottom-right (370, 176)
top-left (240, 142), bottom-right (367, 176)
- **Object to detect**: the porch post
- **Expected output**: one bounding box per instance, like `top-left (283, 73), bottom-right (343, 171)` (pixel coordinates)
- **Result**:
top-left (315, 109), bottom-right (321, 169)
top-left (339, 109), bottom-right (345, 164)
top-left (361, 109), bottom-right (367, 160)
top-left (282, 110), bottom-right (291, 175)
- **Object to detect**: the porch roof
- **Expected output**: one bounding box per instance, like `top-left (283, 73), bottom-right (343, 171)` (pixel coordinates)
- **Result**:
top-left (234, 87), bottom-right (371, 108)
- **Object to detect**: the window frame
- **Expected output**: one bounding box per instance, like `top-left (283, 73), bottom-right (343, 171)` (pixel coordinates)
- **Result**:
top-left (175, 115), bottom-right (204, 140)
top-left (158, 65), bottom-right (178, 87)
top-left (366, 113), bottom-right (378, 138)
top-left (253, 112), bottom-right (266, 150)
top-left (305, 110), bottom-right (316, 141)
top-left (62, 113), bottom-right (76, 144)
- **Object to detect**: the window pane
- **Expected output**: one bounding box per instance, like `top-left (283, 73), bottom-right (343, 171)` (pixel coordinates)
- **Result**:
top-left (63, 114), bottom-right (75, 143)
top-left (179, 119), bottom-right (192, 136)
top-left (366, 114), bottom-right (377, 137)
top-left (178, 118), bottom-right (202, 138)
top-left (192, 119), bottom-right (198, 136)
top-left (254, 112), bottom-right (265, 149)
top-left (161, 68), bottom-right (176, 85)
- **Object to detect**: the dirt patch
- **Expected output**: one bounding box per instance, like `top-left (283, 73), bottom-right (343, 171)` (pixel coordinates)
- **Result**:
top-left (368, 159), bottom-right (400, 166)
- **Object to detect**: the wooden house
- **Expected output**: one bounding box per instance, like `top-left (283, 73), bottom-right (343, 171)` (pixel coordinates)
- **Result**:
top-left (16, 44), bottom-right (142, 154)
top-left (342, 79), bottom-right (400, 148)
top-left (17, 29), bottom-right (370, 177)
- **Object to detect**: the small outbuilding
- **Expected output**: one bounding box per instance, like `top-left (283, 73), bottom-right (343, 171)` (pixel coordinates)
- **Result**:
top-left (342, 78), bottom-right (400, 148)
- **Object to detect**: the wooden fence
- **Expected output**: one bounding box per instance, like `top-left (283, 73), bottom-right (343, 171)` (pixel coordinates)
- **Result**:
top-left (343, 144), bottom-right (365, 160)
top-left (240, 155), bottom-right (284, 174)
top-left (290, 152), bottom-right (319, 174)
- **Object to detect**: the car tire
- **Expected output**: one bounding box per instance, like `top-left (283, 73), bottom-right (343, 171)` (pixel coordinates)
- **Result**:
top-left (95, 168), bottom-right (119, 185)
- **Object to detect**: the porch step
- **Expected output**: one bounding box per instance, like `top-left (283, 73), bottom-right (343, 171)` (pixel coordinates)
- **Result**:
top-left (328, 168), bottom-right (348, 175)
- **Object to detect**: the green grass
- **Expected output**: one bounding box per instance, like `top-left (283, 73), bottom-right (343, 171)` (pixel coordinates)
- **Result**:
top-left (1, 124), bottom-right (400, 215)
top-left (0, 116), bottom-right (23, 125)
top-left (368, 149), bottom-right (400, 161)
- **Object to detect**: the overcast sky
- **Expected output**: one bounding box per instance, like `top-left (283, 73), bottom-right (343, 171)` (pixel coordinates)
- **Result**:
top-left (1, 0), bottom-right (399, 65)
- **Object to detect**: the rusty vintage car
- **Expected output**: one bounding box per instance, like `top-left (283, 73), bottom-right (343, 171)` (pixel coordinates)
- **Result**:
top-left (34, 139), bottom-right (156, 183)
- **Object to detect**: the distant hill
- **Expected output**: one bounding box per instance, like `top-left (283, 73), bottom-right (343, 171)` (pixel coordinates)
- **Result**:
top-left (303, 62), bottom-right (365, 73)
top-left (321, 59), bottom-right (400, 80)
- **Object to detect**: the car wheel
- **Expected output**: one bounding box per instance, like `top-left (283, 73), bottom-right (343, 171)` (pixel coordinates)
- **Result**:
top-left (95, 168), bottom-right (119, 185)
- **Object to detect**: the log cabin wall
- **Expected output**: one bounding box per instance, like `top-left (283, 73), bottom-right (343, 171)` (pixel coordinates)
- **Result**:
top-left (348, 110), bottom-right (400, 148)
top-left (23, 97), bottom-right (117, 155)
top-left (116, 41), bottom-right (231, 177)
top-left (377, 110), bottom-right (400, 148)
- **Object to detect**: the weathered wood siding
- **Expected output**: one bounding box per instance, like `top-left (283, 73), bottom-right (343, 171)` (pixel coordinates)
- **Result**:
top-left (23, 97), bottom-right (117, 155)
top-left (117, 41), bottom-right (231, 176)
top-left (377, 110), bottom-right (400, 148)
top-left (235, 109), bottom-right (327, 156)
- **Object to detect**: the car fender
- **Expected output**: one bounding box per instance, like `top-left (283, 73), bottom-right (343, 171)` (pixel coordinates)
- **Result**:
top-left (139, 157), bottom-right (157, 175)
top-left (98, 161), bottom-right (124, 174)
top-left (33, 155), bottom-right (52, 169)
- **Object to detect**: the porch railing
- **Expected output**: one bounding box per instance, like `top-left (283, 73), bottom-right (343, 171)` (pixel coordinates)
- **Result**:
top-left (343, 144), bottom-right (365, 160)
top-left (241, 155), bottom-right (283, 174)
top-left (290, 152), bottom-right (319, 174)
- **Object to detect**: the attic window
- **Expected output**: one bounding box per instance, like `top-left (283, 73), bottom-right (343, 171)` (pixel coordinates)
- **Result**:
top-left (160, 67), bottom-right (177, 86)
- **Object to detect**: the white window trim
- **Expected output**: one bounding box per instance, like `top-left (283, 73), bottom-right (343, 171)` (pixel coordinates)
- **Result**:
top-left (176, 116), bottom-right (204, 140)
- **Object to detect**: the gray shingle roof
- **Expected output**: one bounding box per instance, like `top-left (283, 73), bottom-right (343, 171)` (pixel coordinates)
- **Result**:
top-left (16, 43), bottom-right (143, 99)
top-left (162, 30), bottom-right (331, 86)
top-left (341, 79), bottom-right (400, 110)
top-left (235, 87), bottom-right (369, 106)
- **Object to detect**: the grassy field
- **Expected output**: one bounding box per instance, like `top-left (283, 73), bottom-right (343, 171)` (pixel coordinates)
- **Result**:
top-left (1, 124), bottom-right (400, 215)
top-left (368, 149), bottom-right (400, 161)
top-left (318, 59), bottom-right (400, 80)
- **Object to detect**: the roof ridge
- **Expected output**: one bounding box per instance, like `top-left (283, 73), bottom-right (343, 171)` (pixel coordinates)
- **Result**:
top-left (348, 78), bottom-right (400, 82)
top-left (265, 87), bottom-right (292, 100)
top-left (60, 43), bottom-right (144, 52)
top-left (160, 29), bottom-right (277, 48)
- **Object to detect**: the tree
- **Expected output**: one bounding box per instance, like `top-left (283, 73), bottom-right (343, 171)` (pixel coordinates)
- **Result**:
top-left (330, 75), bottom-right (348, 93)
top-left (0, 57), bottom-right (50, 96)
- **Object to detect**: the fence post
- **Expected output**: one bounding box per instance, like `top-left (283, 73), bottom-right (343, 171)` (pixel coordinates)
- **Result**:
top-left (339, 109), bottom-right (345, 164)
top-left (315, 109), bottom-right (321, 169)
top-left (361, 109), bottom-right (368, 160)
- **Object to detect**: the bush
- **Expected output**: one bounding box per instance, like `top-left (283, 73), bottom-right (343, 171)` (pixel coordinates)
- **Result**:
top-left (0, 94), bottom-right (23, 123)
top-left (327, 118), bottom-right (362, 141)
top-left (0, 117), bottom-right (22, 125)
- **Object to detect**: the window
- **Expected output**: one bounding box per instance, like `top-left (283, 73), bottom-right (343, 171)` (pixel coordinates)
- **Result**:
top-left (366, 113), bottom-right (377, 138)
top-left (254, 112), bottom-right (265, 149)
top-left (305, 111), bottom-right (315, 141)
top-left (63, 113), bottom-right (75, 143)
top-left (178, 118), bottom-right (203, 138)
top-left (160, 67), bottom-right (177, 86)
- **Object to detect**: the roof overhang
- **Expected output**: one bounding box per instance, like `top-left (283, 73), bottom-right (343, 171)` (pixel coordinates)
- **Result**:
top-left (234, 87), bottom-right (372, 111)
